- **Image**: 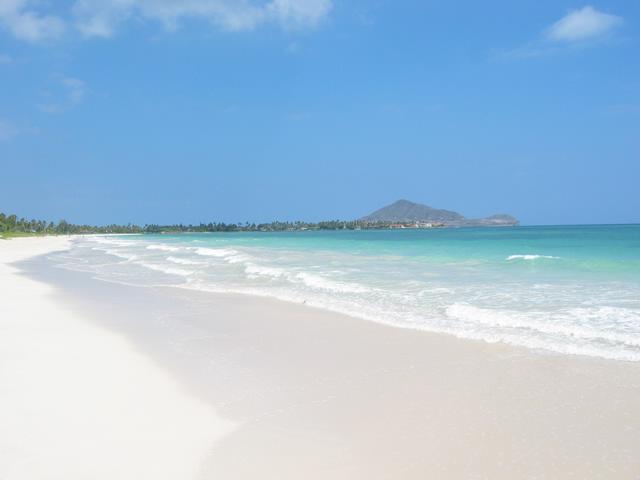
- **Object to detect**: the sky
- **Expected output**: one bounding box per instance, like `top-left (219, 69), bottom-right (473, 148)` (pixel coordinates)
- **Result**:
top-left (1, 0), bottom-right (639, 226)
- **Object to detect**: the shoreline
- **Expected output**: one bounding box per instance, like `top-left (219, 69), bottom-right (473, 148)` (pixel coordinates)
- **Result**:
top-left (176, 285), bottom-right (640, 364)
top-left (3, 236), bottom-right (640, 478)
top-left (72, 231), bottom-right (640, 363)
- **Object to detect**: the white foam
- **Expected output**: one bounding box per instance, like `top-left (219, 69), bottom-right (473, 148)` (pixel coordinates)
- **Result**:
top-left (506, 254), bottom-right (560, 261)
top-left (92, 247), bottom-right (138, 262)
top-left (445, 303), bottom-right (640, 352)
top-left (166, 256), bottom-right (201, 266)
top-left (294, 272), bottom-right (371, 294)
top-left (86, 237), bottom-right (133, 247)
top-left (194, 247), bottom-right (236, 257)
top-left (138, 262), bottom-right (194, 277)
top-left (194, 247), bottom-right (250, 265)
top-left (146, 244), bottom-right (180, 252)
top-left (244, 263), bottom-right (285, 278)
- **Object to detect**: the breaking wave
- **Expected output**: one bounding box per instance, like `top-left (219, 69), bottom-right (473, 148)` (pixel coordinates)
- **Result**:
top-left (506, 254), bottom-right (561, 261)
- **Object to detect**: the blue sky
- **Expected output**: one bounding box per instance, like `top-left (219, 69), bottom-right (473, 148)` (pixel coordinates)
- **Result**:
top-left (1, 0), bottom-right (638, 225)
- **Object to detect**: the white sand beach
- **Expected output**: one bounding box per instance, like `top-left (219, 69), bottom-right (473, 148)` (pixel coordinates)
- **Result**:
top-left (1, 236), bottom-right (640, 479)
top-left (0, 237), bottom-right (234, 480)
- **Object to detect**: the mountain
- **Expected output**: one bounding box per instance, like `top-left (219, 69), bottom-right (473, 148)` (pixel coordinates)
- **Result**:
top-left (360, 199), bottom-right (518, 226)
top-left (362, 199), bottom-right (464, 223)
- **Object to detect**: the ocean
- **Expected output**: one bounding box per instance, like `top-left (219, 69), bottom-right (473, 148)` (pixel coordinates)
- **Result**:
top-left (52, 225), bottom-right (640, 361)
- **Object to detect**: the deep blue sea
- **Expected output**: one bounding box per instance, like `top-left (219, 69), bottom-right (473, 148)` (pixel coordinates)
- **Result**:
top-left (55, 225), bottom-right (640, 361)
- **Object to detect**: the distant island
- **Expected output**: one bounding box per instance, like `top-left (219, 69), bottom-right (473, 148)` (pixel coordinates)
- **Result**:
top-left (361, 199), bottom-right (518, 227)
top-left (1, 200), bottom-right (518, 237)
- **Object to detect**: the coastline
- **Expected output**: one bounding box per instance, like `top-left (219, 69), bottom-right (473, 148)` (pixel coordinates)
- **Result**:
top-left (3, 236), bottom-right (640, 478)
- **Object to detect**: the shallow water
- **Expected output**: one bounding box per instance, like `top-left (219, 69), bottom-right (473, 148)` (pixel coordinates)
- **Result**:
top-left (53, 225), bottom-right (640, 361)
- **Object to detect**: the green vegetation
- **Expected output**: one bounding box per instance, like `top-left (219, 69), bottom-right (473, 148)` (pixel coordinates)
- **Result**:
top-left (0, 212), bottom-right (143, 239)
top-left (1, 211), bottom-right (442, 239)
top-left (144, 220), bottom-right (377, 233)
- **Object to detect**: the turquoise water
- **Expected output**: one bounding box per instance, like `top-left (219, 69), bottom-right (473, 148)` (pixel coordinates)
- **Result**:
top-left (57, 225), bottom-right (640, 361)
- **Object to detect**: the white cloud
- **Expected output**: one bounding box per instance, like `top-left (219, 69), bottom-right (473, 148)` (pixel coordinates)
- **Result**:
top-left (0, 0), bottom-right (331, 41)
top-left (268, 0), bottom-right (332, 27)
top-left (0, 118), bottom-right (19, 142)
top-left (496, 5), bottom-right (623, 60)
top-left (38, 75), bottom-right (88, 113)
top-left (0, 0), bottom-right (65, 42)
top-left (546, 6), bottom-right (622, 43)
top-left (72, 0), bottom-right (332, 38)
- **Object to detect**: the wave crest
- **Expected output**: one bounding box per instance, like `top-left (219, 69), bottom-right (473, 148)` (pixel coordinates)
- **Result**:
top-left (506, 254), bottom-right (560, 261)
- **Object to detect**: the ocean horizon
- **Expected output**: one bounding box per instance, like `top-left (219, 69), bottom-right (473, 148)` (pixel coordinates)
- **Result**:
top-left (52, 224), bottom-right (640, 362)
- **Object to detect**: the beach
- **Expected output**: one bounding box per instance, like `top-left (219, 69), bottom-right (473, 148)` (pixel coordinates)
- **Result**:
top-left (0, 237), bottom-right (234, 480)
top-left (1, 236), bottom-right (640, 479)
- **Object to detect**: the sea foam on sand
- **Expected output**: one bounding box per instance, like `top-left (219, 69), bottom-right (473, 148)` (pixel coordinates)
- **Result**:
top-left (0, 237), bottom-right (235, 480)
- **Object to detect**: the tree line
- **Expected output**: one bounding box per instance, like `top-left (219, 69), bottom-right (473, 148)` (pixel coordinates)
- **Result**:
top-left (1, 212), bottom-right (401, 236)
top-left (0, 213), bottom-right (143, 235)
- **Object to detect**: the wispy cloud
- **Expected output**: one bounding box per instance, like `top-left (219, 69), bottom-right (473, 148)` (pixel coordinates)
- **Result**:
top-left (0, 0), bottom-right (65, 42)
top-left (497, 5), bottom-right (623, 60)
top-left (0, 118), bottom-right (19, 142)
top-left (0, 53), bottom-right (12, 63)
top-left (38, 75), bottom-right (88, 114)
top-left (61, 76), bottom-right (87, 105)
top-left (73, 0), bottom-right (332, 37)
top-left (1, 0), bottom-right (332, 41)
top-left (546, 6), bottom-right (622, 43)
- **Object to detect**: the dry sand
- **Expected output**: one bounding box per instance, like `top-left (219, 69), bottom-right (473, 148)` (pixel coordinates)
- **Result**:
top-left (0, 237), bottom-right (234, 480)
top-left (2, 236), bottom-right (640, 479)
